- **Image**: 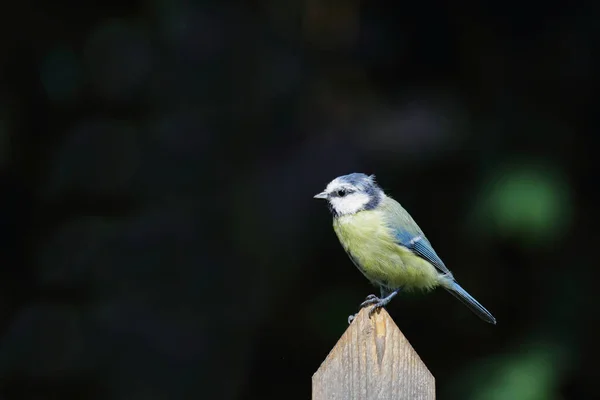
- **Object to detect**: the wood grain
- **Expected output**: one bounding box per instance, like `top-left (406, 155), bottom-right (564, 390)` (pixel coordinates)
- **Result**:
top-left (312, 308), bottom-right (435, 400)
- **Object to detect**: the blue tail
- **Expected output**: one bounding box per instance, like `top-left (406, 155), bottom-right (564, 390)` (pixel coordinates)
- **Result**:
top-left (445, 282), bottom-right (496, 324)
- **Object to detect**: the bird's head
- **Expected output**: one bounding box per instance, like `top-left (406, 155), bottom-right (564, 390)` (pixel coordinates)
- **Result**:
top-left (314, 173), bottom-right (384, 216)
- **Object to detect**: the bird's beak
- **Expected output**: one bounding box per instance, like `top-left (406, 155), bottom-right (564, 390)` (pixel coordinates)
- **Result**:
top-left (314, 191), bottom-right (328, 199)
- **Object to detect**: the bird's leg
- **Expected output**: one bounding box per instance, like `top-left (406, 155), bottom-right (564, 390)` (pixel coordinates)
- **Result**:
top-left (359, 287), bottom-right (401, 317)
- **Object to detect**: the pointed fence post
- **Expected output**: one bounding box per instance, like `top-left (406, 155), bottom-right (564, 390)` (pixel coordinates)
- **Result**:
top-left (312, 307), bottom-right (435, 400)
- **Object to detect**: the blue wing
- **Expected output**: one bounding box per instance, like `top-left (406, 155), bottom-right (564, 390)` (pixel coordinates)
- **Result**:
top-left (393, 227), bottom-right (453, 277)
top-left (379, 196), bottom-right (453, 277)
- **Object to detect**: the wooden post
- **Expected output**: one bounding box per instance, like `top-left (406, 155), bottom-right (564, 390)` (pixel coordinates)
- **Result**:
top-left (312, 307), bottom-right (435, 400)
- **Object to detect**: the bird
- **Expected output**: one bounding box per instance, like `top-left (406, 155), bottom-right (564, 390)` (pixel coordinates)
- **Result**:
top-left (314, 172), bottom-right (496, 324)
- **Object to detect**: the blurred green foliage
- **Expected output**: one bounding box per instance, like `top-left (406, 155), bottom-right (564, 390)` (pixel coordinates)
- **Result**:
top-left (473, 162), bottom-right (572, 247)
top-left (455, 340), bottom-right (571, 400)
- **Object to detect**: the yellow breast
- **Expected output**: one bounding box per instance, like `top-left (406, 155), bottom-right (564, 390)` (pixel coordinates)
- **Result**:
top-left (333, 210), bottom-right (441, 290)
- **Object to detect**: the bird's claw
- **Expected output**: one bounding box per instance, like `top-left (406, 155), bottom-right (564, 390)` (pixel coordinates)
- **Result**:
top-left (361, 293), bottom-right (394, 317)
top-left (349, 294), bottom-right (382, 323)
top-left (360, 294), bottom-right (380, 308)
top-left (348, 305), bottom-right (380, 323)
top-left (368, 303), bottom-right (383, 317)
top-left (355, 290), bottom-right (398, 320)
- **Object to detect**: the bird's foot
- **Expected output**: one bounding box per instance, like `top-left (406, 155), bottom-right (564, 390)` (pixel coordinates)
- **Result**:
top-left (348, 294), bottom-right (381, 323)
top-left (368, 298), bottom-right (389, 317)
top-left (358, 294), bottom-right (386, 317)
top-left (359, 294), bottom-right (380, 307)
top-left (359, 290), bottom-right (400, 318)
top-left (347, 313), bottom-right (357, 324)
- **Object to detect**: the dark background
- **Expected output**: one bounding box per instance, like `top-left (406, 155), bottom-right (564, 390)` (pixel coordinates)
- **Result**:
top-left (0, 0), bottom-right (597, 399)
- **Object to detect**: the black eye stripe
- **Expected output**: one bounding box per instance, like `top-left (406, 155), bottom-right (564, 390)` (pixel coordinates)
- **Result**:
top-left (334, 188), bottom-right (354, 197)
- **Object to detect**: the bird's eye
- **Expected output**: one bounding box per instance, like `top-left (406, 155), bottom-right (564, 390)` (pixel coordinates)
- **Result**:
top-left (336, 189), bottom-right (348, 197)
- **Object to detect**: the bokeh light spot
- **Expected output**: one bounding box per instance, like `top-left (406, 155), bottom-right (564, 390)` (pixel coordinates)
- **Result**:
top-left (468, 341), bottom-right (570, 400)
top-left (474, 162), bottom-right (572, 246)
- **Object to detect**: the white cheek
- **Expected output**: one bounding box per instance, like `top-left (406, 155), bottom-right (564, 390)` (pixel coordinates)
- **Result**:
top-left (330, 193), bottom-right (370, 215)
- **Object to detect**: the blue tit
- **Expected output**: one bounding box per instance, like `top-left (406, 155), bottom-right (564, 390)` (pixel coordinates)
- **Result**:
top-left (314, 173), bottom-right (496, 324)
